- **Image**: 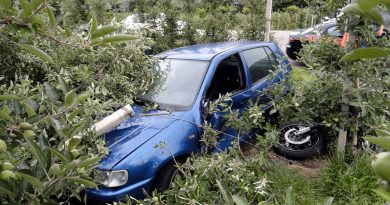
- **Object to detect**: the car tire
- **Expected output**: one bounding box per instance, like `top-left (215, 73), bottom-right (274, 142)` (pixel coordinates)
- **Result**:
top-left (273, 123), bottom-right (326, 160)
top-left (153, 161), bottom-right (181, 192)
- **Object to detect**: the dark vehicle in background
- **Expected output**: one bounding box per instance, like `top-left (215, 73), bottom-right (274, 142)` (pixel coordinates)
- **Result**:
top-left (286, 20), bottom-right (342, 60)
top-left (286, 19), bottom-right (390, 60)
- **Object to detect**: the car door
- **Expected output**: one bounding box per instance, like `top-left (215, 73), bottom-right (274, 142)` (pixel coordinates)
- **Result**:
top-left (202, 53), bottom-right (252, 151)
top-left (241, 47), bottom-right (279, 107)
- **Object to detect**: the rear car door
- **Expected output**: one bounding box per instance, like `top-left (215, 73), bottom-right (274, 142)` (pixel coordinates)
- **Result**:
top-left (241, 47), bottom-right (279, 106)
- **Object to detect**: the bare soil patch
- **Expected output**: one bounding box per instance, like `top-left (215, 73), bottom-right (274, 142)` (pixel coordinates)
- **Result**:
top-left (240, 141), bottom-right (326, 179)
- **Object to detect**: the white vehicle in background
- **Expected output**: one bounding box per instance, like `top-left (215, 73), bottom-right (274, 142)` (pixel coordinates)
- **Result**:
top-left (122, 14), bottom-right (151, 31)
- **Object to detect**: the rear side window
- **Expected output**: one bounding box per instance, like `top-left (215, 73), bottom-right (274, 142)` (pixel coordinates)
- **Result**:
top-left (242, 47), bottom-right (273, 84)
top-left (327, 26), bottom-right (343, 37)
top-left (264, 47), bottom-right (279, 69)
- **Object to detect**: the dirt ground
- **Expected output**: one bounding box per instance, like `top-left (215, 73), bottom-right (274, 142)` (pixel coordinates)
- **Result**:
top-left (241, 141), bottom-right (326, 179)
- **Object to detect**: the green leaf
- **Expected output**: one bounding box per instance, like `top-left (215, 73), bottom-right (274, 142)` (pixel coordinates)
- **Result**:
top-left (340, 47), bottom-right (389, 62)
top-left (78, 156), bottom-right (101, 169)
top-left (375, 129), bottom-right (390, 137)
top-left (385, 1), bottom-right (390, 10)
top-left (30, 0), bottom-right (44, 11)
top-left (65, 90), bottom-right (76, 107)
top-left (0, 95), bottom-right (18, 101)
top-left (21, 44), bottom-right (53, 64)
top-left (68, 177), bottom-right (97, 188)
top-left (343, 4), bottom-right (384, 24)
top-left (102, 35), bottom-right (137, 44)
top-left (90, 14), bottom-right (98, 34)
top-left (49, 148), bottom-right (69, 163)
top-left (44, 83), bottom-right (59, 102)
top-left (68, 108), bottom-right (82, 121)
top-left (0, 109), bottom-right (13, 122)
top-left (57, 76), bottom-right (69, 94)
top-left (64, 27), bottom-right (72, 37)
top-left (47, 116), bottom-right (64, 138)
top-left (365, 137), bottom-right (390, 150)
top-left (19, 0), bottom-right (32, 17)
top-left (24, 136), bottom-right (47, 171)
top-left (372, 189), bottom-right (390, 202)
top-left (358, 0), bottom-right (381, 12)
top-left (67, 137), bottom-right (81, 150)
top-left (0, 185), bottom-right (15, 198)
top-left (60, 160), bottom-right (79, 175)
top-left (23, 103), bottom-right (36, 118)
top-left (232, 195), bottom-right (249, 205)
top-left (48, 163), bottom-right (61, 177)
top-left (46, 7), bottom-right (56, 29)
top-left (91, 26), bottom-right (117, 39)
top-left (216, 179), bottom-right (234, 205)
top-left (322, 197), bottom-right (334, 205)
top-left (90, 38), bottom-right (103, 46)
top-left (286, 186), bottom-right (295, 205)
top-left (42, 180), bottom-right (66, 197)
top-left (362, 8), bottom-right (384, 24)
top-left (342, 3), bottom-right (361, 15)
top-left (0, 0), bottom-right (12, 10)
top-left (16, 172), bottom-right (44, 189)
top-left (75, 92), bottom-right (92, 104)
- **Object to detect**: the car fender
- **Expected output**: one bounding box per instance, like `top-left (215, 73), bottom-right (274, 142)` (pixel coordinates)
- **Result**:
top-left (112, 119), bottom-right (200, 188)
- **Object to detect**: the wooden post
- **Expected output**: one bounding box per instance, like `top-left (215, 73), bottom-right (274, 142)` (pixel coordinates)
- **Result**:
top-left (311, 14), bottom-right (315, 27)
top-left (338, 79), bottom-right (352, 153)
top-left (305, 13), bottom-right (308, 28)
top-left (351, 78), bottom-right (360, 155)
top-left (338, 0), bottom-right (354, 154)
top-left (264, 0), bottom-right (272, 42)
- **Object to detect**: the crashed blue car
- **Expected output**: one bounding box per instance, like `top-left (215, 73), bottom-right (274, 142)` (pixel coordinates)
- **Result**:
top-left (86, 41), bottom-right (291, 204)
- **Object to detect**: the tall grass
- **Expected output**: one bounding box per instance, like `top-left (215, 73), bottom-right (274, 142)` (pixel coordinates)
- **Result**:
top-left (316, 152), bottom-right (382, 205)
top-left (264, 152), bottom-right (382, 205)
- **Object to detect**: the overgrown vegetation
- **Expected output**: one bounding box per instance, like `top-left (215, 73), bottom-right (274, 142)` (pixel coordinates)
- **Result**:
top-left (0, 1), bottom-right (157, 204)
top-left (1, 0), bottom-right (390, 204)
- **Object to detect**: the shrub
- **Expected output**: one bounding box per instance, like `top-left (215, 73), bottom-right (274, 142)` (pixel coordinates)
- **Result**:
top-left (0, 1), bottom-right (157, 204)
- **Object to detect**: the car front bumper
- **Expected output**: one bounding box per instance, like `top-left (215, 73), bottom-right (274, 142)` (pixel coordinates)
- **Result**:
top-left (85, 177), bottom-right (154, 205)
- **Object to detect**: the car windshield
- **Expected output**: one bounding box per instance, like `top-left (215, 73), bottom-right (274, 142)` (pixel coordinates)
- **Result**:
top-left (139, 59), bottom-right (209, 111)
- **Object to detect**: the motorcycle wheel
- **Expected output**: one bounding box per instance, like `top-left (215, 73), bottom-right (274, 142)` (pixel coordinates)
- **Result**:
top-left (273, 123), bottom-right (326, 160)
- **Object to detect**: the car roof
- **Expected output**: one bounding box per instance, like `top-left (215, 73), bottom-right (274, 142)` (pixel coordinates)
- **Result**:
top-left (155, 41), bottom-right (270, 61)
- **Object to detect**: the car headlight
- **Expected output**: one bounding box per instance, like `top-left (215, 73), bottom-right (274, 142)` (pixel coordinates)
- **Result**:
top-left (96, 170), bottom-right (128, 188)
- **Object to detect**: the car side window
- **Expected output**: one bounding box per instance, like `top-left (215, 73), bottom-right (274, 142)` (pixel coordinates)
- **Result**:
top-left (327, 26), bottom-right (343, 37)
top-left (242, 47), bottom-right (273, 84)
top-left (205, 54), bottom-right (246, 101)
top-left (264, 47), bottom-right (279, 69)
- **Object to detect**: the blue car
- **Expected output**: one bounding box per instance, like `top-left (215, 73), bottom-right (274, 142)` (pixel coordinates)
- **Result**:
top-left (86, 41), bottom-right (291, 204)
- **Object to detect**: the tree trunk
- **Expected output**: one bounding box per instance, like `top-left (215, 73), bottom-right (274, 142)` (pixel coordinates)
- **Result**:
top-left (264, 0), bottom-right (272, 42)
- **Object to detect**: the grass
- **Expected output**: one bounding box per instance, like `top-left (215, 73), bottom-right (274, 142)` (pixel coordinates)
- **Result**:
top-left (290, 66), bottom-right (317, 88)
top-left (316, 153), bottom-right (382, 205)
top-left (265, 153), bottom-right (382, 205)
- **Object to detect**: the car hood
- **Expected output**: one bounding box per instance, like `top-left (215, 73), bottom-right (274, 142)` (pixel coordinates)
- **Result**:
top-left (98, 104), bottom-right (187, 170)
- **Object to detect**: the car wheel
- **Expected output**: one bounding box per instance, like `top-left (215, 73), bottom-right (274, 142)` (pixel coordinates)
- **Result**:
top-left (273, 123), bottom-right (326, 160)
top-left (153, 161), bottom-right (182, 192)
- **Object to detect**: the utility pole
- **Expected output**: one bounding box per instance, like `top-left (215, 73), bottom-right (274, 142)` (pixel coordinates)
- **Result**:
top-left (264, 0), bottom-right (272, 42)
